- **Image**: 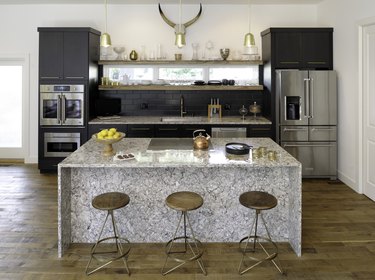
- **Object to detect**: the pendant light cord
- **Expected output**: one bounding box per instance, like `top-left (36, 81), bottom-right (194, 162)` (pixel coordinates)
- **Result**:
top-left (105, 0), bottom-right (108, 33)
top-left (248, 0), bottom-right (251, 33)
top-left (179, 0), bottom-right (182, 33)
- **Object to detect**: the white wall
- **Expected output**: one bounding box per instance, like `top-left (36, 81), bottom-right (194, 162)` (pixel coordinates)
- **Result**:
top-left (317, 0), bottom-right (375, 192)
top-left (0, 3), bottom-right (317, 163)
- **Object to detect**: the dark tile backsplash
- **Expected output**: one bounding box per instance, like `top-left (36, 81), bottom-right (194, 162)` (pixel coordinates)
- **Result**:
top-left (97, 90), bottom-right (266, 117)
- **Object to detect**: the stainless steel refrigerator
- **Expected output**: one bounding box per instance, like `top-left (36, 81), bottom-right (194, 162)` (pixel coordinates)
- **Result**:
top-left (276, 70), bottom-right (337, 179)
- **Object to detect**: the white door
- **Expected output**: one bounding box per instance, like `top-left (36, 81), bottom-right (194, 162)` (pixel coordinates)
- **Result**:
top-left (363, 24), bottom-right (375, 201)
top-left (0, 57), bottom-right (28, 160)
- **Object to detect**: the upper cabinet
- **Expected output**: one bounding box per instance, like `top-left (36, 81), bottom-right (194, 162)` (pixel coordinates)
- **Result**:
top-left (38, 27), bottom-right (101, 81)
top-left (262, 28), bottom-right (333, 70)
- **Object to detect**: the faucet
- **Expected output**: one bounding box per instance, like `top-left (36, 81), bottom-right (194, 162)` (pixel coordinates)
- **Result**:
top-left (180, 95), bottom-right (187, 117)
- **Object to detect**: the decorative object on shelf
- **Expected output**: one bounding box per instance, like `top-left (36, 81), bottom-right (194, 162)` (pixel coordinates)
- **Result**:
top-left (113, 46), bottom-right (125, 60)
top-left (129, 50), bottom-right (138, 61)
top-left (158, 2), bottom-right (202, 49)
top-left (205, 40), bottom-right (214, 59)
top-left (140, 45), bottom-right (147, 60)
top-left (249, 101), bottom-right (261, 119)
top-left (239, 105), bottom-right (248, 120)
top-left (100, 0), bottom-right (112, 47)
top-left (220, 48), bottom-right (230, 60)
top-left (174, 53), bottom-right (182, 61)
top-left (192, 42), bottom-right (199, 60)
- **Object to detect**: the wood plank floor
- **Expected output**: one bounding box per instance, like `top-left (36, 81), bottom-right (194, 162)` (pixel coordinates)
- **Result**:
top-left (1, 164), bottom-right (375, 279)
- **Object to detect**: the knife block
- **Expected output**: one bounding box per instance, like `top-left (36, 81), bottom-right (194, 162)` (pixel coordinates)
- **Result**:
top-left (208, 105), bottom-right (222, 119)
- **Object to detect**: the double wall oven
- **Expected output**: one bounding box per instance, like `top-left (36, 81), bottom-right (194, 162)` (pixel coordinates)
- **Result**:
top-left (39, 84), bottom-right (86, 172)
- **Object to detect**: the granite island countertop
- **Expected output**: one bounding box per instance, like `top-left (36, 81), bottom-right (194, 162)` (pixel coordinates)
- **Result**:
top-left (88, 116), bottom-right (271, 125)
top-left (58, 137), bottom-right (302, 258)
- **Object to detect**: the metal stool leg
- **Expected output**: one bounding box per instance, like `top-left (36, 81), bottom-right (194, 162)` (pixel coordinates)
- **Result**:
top-left (238, 210), bottom-right (283, 275)
top-left (86, 210), bottom-right (131, 276)
top-left (162, 211), bottom-right (206, 276)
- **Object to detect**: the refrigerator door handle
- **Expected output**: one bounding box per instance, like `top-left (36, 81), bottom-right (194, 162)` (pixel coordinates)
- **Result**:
top-left (304, 78), bottom-right (310, 118)
top-left (283, 144), bottom-right (336, 148)
top-left (283, 127), bottom-right (308, 132)
top-left (310, 78), bottom-right (314, 119)
top-left (311, 127), bottom-right (335, 131)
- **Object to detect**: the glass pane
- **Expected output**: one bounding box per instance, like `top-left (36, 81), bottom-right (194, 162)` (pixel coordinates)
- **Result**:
top-left (0, 66), bottom-right (22, 148)
top-left (209, 67), bottom-right (259, 85)
top-left (159, 68), bottom-right (203, 83)
top-left (43, 100), bottom-right (58, 118)
top-left (107, 67), bottom-right (153, 81)
top-left (65, 100), bottom-right (82, 119)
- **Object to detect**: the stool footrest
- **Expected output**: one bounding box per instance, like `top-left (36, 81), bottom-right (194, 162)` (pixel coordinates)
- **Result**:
top-left (165, 236), bottom-right (204, 263)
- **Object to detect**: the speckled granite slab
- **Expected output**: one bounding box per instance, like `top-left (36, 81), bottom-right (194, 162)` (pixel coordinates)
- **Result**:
top-left (58, 138), bottom-right (301, 258)
top-left (88, 116), bottom-right (271, 125)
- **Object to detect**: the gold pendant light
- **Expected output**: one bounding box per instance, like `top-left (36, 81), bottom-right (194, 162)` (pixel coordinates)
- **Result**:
top-left (244, 0), bottom-right (255, 47)
top-left (101, 0), bottom-right (112, 47)
top-left (175, 0), bottom-right (186, 48)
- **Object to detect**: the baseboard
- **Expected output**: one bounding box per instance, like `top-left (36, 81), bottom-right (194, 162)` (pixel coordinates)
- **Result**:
top-left (24, 156), bottom-right (38, 164)
top-left (338, 170), bottom-right (358, 193)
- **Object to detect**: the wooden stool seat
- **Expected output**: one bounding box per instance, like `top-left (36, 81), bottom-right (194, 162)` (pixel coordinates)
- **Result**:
top-left (239, 191), bottom-right (277, 211)
top-left (166, 191), bottom-right (203, 211)
top-left (92, 192), bottom-right (130, 211)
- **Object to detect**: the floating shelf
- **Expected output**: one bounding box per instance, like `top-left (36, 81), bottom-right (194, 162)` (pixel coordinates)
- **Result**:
top-left (98, 59), bottom-right (263, 65)
top-left (99, 84), bottom-right (263, 91)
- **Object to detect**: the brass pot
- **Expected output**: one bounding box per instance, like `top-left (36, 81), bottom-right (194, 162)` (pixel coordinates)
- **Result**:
top-left (193, 129), bottom-right (210, 150)
top-left (130, 50), bottom-right (138, 61)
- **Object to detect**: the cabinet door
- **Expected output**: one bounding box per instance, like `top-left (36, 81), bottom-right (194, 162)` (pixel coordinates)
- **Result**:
top-left (248, 125), bottom-right (272, 138)
top-left (274, 32), bottom-right (301, 68)
top-left (39, 32), bottom-right (64, 80)
top-left (155, 125), bottom-right (180, 137)
top-left (301, 32), bottom-right (332, 69)
top-left (127, 124), bottom-right (154, 137)
top-left (63, 32), bottom-right (89, 79)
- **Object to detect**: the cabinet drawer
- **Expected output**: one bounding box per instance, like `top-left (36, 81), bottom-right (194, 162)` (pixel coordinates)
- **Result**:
top-left (280, 126), bottom-right (308, 141)
top-left (309, 126), bottom-right (336, 141)
top-left (181, 125), bottom-right (210, 138)
top-left (248, 125), bottom-right (272, 137)
top-left (154, 125), bottom-right (180, 138)
top-left (127, 124), bottom-right (154, 137)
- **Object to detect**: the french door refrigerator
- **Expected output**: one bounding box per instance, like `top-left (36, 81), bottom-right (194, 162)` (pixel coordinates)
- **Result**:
top-left (276, 70), bottom-right (337, 179)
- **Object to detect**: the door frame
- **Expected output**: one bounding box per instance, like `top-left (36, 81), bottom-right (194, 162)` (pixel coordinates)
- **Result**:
top-left (0, 54), bottom-right (30, 161)
top-left (358, 17), bottom-right (375, 194)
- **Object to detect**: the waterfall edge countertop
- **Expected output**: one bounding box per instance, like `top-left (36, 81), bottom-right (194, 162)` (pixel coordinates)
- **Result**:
top-left (88, 115), bottom-right (271, 125)
top-left (58, 137), bottom-right (301, 258)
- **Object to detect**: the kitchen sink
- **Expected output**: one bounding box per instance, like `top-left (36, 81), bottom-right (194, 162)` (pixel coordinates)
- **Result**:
top-left (160, 116), bottom-right (203, 122)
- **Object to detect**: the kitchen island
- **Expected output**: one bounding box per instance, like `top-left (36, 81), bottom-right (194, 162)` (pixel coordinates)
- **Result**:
top-left (58, 137), bottom-right (301, 257)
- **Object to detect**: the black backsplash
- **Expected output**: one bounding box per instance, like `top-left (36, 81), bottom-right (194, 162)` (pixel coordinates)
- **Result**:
top-left (96, 90), bottom-right (265, 117)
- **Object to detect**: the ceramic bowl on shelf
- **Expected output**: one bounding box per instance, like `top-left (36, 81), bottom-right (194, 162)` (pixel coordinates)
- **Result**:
top-left (92, 132), bottom-right (125, 156)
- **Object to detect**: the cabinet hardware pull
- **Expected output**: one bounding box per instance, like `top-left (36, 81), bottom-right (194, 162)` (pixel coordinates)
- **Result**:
top-left (283, 144), bottom-right (335, 148)
top-left (280, 61), bottom-right (299, 64)
top-left (41, 76), bottom-right (61, 79)
top-left (159, 128), bottom-right (178, 131)
top-left (65, 76), bottom-right (85, 79)
top-left (131, 128), bottom-right (150, 131)
top-left (311, 128), bottom-right (335, 131)
top-left (283, 128), bottom-right (308, 132)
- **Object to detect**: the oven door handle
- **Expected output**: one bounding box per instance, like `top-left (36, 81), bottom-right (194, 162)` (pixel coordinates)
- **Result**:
top-left (57, 95), bottom-right (62, 125)
top-left (61, 94), bottom-right (66, 124)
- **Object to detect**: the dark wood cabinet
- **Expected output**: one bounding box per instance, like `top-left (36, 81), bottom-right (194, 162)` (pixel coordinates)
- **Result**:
top-left (127, 124), bottom-right (154, 138)
top-left (247, 125), bottom-right (272, 138)
top-left (265, 28), bottom-right (333, 70)
top-left (38, 28), bottom-right (100, 81)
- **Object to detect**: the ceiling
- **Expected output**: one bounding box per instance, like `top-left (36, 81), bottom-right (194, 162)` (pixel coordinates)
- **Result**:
top-left (0, 0), bottom-right (324, 4)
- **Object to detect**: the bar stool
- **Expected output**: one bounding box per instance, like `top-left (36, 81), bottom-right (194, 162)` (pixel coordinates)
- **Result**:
top-left (85, 192), bottom-right (131, 276)
top-left (161, 191), bottom-right (207, 276)
top-left (238, 191), bottom-right (284, 275)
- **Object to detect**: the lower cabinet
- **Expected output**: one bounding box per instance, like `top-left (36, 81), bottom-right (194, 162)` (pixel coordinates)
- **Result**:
top-left (89, 124), bottom-right (272, 138)
top-left (247, 125), bottom-right (272, 138)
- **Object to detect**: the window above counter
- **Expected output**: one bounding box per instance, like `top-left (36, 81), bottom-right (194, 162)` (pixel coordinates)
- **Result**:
top-left (98, 60), bottom-right (263, 91)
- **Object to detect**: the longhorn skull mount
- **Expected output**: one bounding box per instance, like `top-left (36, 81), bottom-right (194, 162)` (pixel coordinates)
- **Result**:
top-left (158, 3), bottom-right (202, 48)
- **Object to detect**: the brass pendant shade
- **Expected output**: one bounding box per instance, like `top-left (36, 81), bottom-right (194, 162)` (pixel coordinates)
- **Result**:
top-left (244, 32), bottom-right (255, 47)
top-left (175, 32), bottom-right (186, 48)
top-left (101, 32), bottom-right (112, 48)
